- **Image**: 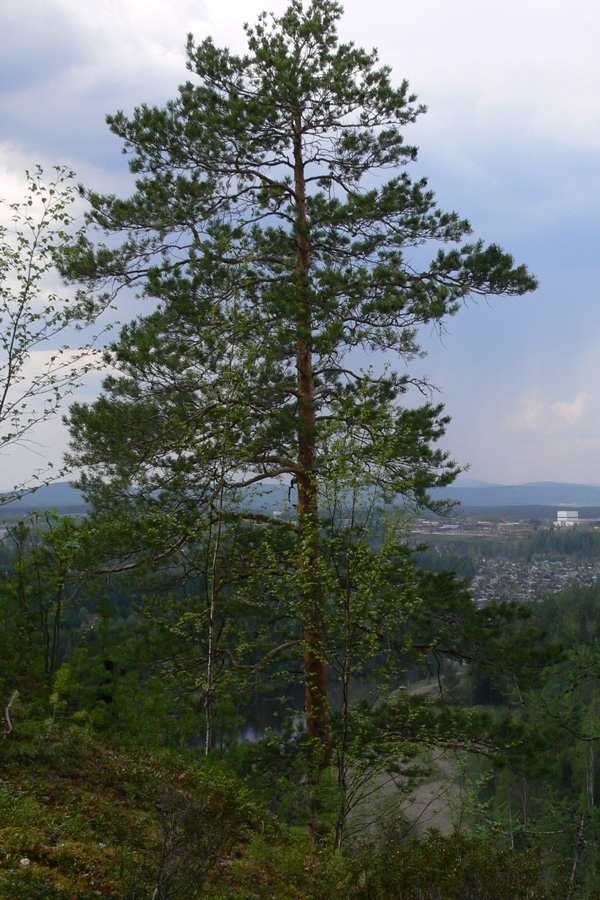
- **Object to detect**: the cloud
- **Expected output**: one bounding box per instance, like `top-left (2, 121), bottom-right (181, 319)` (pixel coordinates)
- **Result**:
top-left (0, 0), bottom-right (211, 170)
top-left (354, 0), bottom-right (600, 152)
top-left (551, 393), bottom-right (593, 423)
top-left (0, 347), bottom-right (107, 490)
top-left (511, 390), bottom-right (593, 434)
top-left (0, 1), bottom-right (85, 92)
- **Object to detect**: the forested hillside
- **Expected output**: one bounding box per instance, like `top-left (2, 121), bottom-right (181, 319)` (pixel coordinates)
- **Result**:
top-left (5, 510), bottom-right (599, 897)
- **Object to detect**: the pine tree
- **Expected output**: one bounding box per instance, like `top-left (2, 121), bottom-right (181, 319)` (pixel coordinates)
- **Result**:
top-left (64, 0), bottom-right (536, 776)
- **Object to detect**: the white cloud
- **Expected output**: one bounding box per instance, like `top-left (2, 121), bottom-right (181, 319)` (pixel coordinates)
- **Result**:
top-left (510, 390), bottom-right (593, 434)
top-left (0, 348), bottom-right (107, 491)
top-left (53, 0), bottom-right (208, 60)
top-left (551, 392), bottom-right (593, 423)
top-left (346, 0), bottom-right (600, 151)
top-left (0, 146), bottom-right (38, 204)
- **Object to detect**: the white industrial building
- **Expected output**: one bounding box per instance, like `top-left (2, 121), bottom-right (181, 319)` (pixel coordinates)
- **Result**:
top-left (556, 510), bottom-right (579, 527)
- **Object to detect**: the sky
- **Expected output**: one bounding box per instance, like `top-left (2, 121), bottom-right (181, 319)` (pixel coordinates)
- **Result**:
top-left (1, 0), bottom-right (599, 488)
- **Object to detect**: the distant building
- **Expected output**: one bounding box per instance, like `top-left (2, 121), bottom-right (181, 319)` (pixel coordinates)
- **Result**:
top-left (557, 510), bottom-right (579, 527)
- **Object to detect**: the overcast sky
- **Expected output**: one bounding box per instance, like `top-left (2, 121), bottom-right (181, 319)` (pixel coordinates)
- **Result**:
top-left (1, 0), bottom-right (599, 488)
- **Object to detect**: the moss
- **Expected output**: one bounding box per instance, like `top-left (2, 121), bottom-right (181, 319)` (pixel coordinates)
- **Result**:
top-left (0, 728), bottom-right (264, 900)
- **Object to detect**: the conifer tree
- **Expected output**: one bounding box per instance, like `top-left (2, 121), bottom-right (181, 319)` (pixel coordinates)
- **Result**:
top-left (65, 0), bottom-right (536, 772)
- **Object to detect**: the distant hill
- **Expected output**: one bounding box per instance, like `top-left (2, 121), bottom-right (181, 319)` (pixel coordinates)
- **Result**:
top-left (451, 477), bottom-right (499, 488)
top-left (0, 482), bottom-right (296, 517)
top-left (430, 481), bottom-right (600, 508)
top-left (0, 482), bottom-right (87, 515)
top-left (4, 480), bottom-right (600, 518)
top-left (451, 505), bottom-right (600, 521)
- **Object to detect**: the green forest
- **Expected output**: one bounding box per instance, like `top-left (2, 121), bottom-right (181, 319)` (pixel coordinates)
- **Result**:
top-left (2, 1), bottom-right (599, 897)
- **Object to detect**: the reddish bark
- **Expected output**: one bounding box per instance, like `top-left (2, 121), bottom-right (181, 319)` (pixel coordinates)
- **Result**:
top-left (293, 113), bottom-right (331, 768)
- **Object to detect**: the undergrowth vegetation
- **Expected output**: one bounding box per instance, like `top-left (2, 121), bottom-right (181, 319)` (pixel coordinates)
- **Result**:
top-left (0, 716), bottom-right (585, 900)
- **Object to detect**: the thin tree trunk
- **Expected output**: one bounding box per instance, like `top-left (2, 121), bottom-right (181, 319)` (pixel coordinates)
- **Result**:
top-left (570, 812), bottom-right (587, 887)
top-left (204, 471), bottom-right (225, 755)
top-left (14, 529), bottom-right (29, 670)
top-left (521, 776), bottom-right (528, 825)
top-left (335, 493), bottom-right (357, 849)
top-left (50, 580), bottom-right (63, 675)
top-left (2, 691), bottom-right (17, 740)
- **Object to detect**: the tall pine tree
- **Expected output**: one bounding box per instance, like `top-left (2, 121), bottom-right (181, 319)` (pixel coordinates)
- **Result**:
top-left (65, 0), bottom-right (536, 773)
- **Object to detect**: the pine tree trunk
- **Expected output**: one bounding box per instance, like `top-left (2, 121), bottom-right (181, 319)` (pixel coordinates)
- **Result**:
top-left (293, 114), bottom-right (331, 772)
